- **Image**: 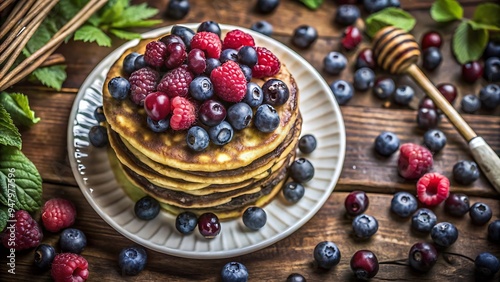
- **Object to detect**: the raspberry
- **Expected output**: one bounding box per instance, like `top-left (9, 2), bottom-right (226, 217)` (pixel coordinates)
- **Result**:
top-left (170, 96), bottom-right (196, 130)
top-left (1, 210), bottom-right (43, 250)
top-left (51, 253), bottom-right (89, 282)
top-left (252, 47), bottom-right (281, 78)
top-left (190, 31), bottom-right (222, 59)
top-left (129, 67), bottom-right (159, 105)
top-left (41, 198), bottom-right (76, 233)
top-left (222, 29), bottom-right (255, 50)
top-left (157, 65), bottom-right (194, 98)
top-left (417, 172), bottom-right (450, 206)
top-left (144, 40), bottom-right (167, 68)
top-left (398, 143), bottom-right (433, 179)
top-left (210, 60), bottom-right (247, 102)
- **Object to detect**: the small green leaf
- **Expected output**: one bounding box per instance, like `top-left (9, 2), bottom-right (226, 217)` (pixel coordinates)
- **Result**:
top-left (111, 19), bottom-right (162, 29)
top-left (0, 92), bottom-right (40, 127)
top-left (109, 29), bottom-right (141, 40)
top-left (0, 205), bottom-right (8, 232)
top-left (74, 25), bottom-right (112, 47)
top-left (99, 0), bottom-right (127, 24)
top-left (452, 21), bottom-right (489, 64)
top-left (469, 20), bottom-right (500, 32)
top-left (431, 0), bottom-right (463, 22)
top-left (299, 0), bottom-right (323, 10)
top-left (31, 65), bottom-right (67, 91)
top-left (472, 3), bottom-right (500, 28)
top-left (119, 3), bottom-right (158, 24)
top-left (0, 105), bottom-right (21, 149)
top-left (365, 8), bottom-right (416, 38)
top-left (87, 14), bottom-right (101, 27)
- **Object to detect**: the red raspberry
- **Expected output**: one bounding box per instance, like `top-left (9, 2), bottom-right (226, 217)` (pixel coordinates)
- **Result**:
top-left (170, 96), bottom-right (196, 130)
top-left (41, 198), bottom-right (76, 233)
top-left (398, 143), bottom-right (433, 179)
top-left (252, 47), bottom-right (281, 78)
top-left (144, 40), bottom-right (167, 68)
top-left (416, 172), bottom-right (450, 206)
top-left (1, 210), bottom-right (43, 250)
top-left (129, 67), bottom-right (159, 105)
top-left (157, 65), bottom-right (194, 98)
top-left (210, 60), bottom-right (247, 102)
top-left (51, 253), bottom-right (89, 282)
top-left (222, 29), bottom-right (255, 50)
top-left (190, 31), bottom-right (222, 59)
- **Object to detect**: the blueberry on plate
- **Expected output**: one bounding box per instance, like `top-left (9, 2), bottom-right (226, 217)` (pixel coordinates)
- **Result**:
top-left (431, 222), bottom-right (458, 248)
top-left (262, 79), bottom-right (289, 106)
top-left (374, 131), bottom-right (399, 156)
top-left (189, 76), bottom-right (214, 101)
top-left (88, 125), bottom-right (108, 147)
top-left (289, 158), bottom-right (315, 183)
top-left (313, 241), bottom-right (341, 269)
top-left (108, 77), bottom-right (130, 100)
top-left (123, 52), bottom-right (140, 74)
top-left (411, 208), bottom-right (437, 233)
top-left (197, 20), bottom-right (221, 37)
top-left (237, 46), bottom-right (258, 67)
top-left (335, 5), bottom-right (360, 26)
top-left (93, 106), bottom-right (106, 123)
top-left (186, 126), bottom-right (210, 152)
top-left (469, 202), bottom-right (492, 225)
top-left (460, 94), bottom-right (481, 113)
top-left (242, 206), bottom-right (267, 230)
top-left (209, 121), bottom-right (234, 145)
top-left (475, 252), bottom-right (500, 278)
top-left (171, 25), bottom-right (195, 49)
top-left (133, 55), bottom-right (146, 70)
top-left (205, 58), bottom-right (221, 76)
top-left (60, 228), bottom-right (87, 254)
top-left (243, 82), bottom-right (264, 108)
top-left (352, 214), bottom-right (378, 239)
top-left (254, 104), bottom-right (280, 133)
top-left (298, 134), bottom-right (317, 154)
top-left (291, 25), bottom-right (318, 49)
top-left (221, 261), bottom-right (249, 282)
top-left (239, 64), bottom-right (252, 82)
top-left (323, 51), bottom-right (347, 75)
top-left (250, 20), bottom-right (273, 36)
top-left (353, 67), bottom-right (375, 91)
top-left (479, 84), bottom-right (500, 109)
top-left (118, 245), bottom-right (148, 276)
top-left (165, 0), bottom-right (190, 20)
top-left (330, 79), bottom-right (354, 105)
top-left (423, 129), bottom-right (447, 153)
top-left (147, 116), bottom-right (170, 133)
top-left (394, 85), bottom-right (415, 105)
top-left (391, 192), bottom-right (418, 218)
top-left (227, 103), bottom-right (253, 131)
top-left (282, 182), bottom-right (305, 203)
top-left (488, 220), bottom-right (500, 243)
top-left (134, 196), bottom-right (161, 220)
top-left (34, 244), bottom-right (56, 270)
top-left (220, 48), bottom-right (239, 64)
top-left (452, 160), bottom-right (480, 185)
top-left (175, 211), bottom-right (198, 235)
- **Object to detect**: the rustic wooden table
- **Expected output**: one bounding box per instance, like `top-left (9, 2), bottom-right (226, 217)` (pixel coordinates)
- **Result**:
top-left (1, 0), bottom-right (499, 281)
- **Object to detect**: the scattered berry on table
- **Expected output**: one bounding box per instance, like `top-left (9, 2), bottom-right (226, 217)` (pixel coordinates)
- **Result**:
top-left (344, 190), bottom-right (369, 217)
top-left (422, 47), bottom-right (442, 71)
top-left (483, 41), bottom-right (500, 60)
top-left (198, 212), bottom-right (221, 238)
top-left (298, 134), bottom-right (317, 154)
top-left (475, 252), bottom-right (500, 278)
top-left (452, 160), bottom-right (480, 185)
top-left (254, 104), bottom-right (280, 132)
top-left (430, 222), bottom-right (458, 248)
top-left (341, 26), bottom-right (362, 51)
top-left (291, 25), bottom-right (318, 49)
top-left (108, 77), bottom-right (130, 100)
top-left (157, 65), bottom-right (194, 98)
top-left (197, 20), bottom-right (221, 37)
top-left (242, 206), bottom-right (267, 230)
top-left (335, 5), bottom-right (360, 26)
top-left (165, 0), bottom-right (190, 20)
top-left (394, 85), bottom-right (415, 106)
top-left (391, 191), bottom-right (418, 218)
top-left (144, 92), bottom-right (171, 121)
top-left (469, 202), bottom-right (492, 225)
top-left (175, 211), bottom-right (198, 234)
top-left (170, 96), bottom-right (196, 131)
top-left (205, 58), bottom-right (221, 76)
top-left (419, 96), bottom-right (437, 110)
top-left (220, 48), bottom-right (239, 64)
top-left (88, 125), bottom-right (108, 147)
top-left (313, 241), bottom-right (342, 269)
top-left (262, 78), bottom-right (289, 106)
top-left (118, 246), bottom-right (148, 276)
top-left (93, 106), bottom-right (106, 122)
top-left (252, 46), bottom-right (281, 78)
top-left (444, 193), bottom-right (470, 217)
top-left (350, 250), bottom-right (379, 280)
top-left (397, 143), bottom-right (433, 179)
top-left (488, 220), bottom-right (500, 243)
top-left (389, 0), bottom-right (401, 6)
top-left (372, 77), bottom-right (395, 99)
top-left (250, 20), bottom-right (273, 36)
top-left (129, 67), bottom-right (159, 105)
top-left (408, 242), bottom-right (438, 272)
top-left (190, 31), bottom-right (222, 59)
top-left (41, 198), bottom-right (76, 233)
top-left (290, 158), bottom-right (315, 183)
top-left (483, 57), bottom-right (500, 82)
top-left (227, 102), bottom-right (253, 130)
top-left (243, 82), bottom-right (264, 108)
top-left (411, 208), bottom-right (437, 233)
top-left (199, 99), bottom-right (226, 127)
top-left (134, 196), bottom-right (161, 220)
top-left (237, 46), bottom-right (258, 67)
top-left (352, 214), bottom-right (379, 239)
top-left (209, 121), bottom-right (234, 145)
top-left (374, 131), bottom-right (400, 156)
top-left (353, 67), bottom-right (375, 91)
top-left (416, 172), bottom-right (450, 206)
top-left (211, 61), bottom-right (247, 102)
top-left (282, 182), bottom-right (305, 203)
top-left (479, 83), bottom-right (500, 109)
top-left (286, 273), bottom-right (306, 282)
top-left (51, 253), bottom-right (89, 282)
top-left (421, 31), bottom-right (442, 50)
top-left (437, 83), bottom-right (458, 105)
top-left (60, 228), bottom-right (87, 254)
top-left (416, 107), bottom-right (440, 129)
top-left (355, 48), bottom-right (376, 70)
top-left (256, 0), bottom-right (280, 14)
top-left (363, 0), bottom-right (390, 13)
top-left (323, 51), bottom-right (347, 75)
top-left (423, 129), bottom-right (447, 153)
top-left (330, 79), bottom-right (354, 105)
top-left (221, 262), bottom-right (249, 282)
top-left (34, 244), bottom-right (56, 270)
top-left (147, 116), bottom-right (170, 133)
top-left (165, 42), bottom-right (187, 69)
top-left (461, 61), bottom-right (483, 83)
top-left (189, 76), bottom-right (213, 101)
top-left (123, 52), bottom-right (140, 74)
top-left (171, 25), bottom-right (195, 49)
top-left (186, 126), bottom-right (210, 151)
top-left (133, 55), bottom-right (147, 70)
top-left (460, 94), bottom-right (481, 113)
top-left (144, 40), bottom-right (167, 68)
top-left (223, 29), bottom-right (255, 50)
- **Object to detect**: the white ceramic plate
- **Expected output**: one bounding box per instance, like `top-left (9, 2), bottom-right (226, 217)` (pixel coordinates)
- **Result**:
top-left (68, 24), bottom-right (346, 259)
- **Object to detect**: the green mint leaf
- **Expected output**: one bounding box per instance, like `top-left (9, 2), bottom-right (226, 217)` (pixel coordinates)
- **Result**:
top-left (0, 146), bottom-right (42, 212)
top-left (469, 20), bottom-right (500, 32)
top-left (74, 25), bottom-right (112, 47)
top-left (0, 205), bottom-right (8, 232)
top-left (109, 29), bottom-right (141, 40)
top-left (473, 3), bottom-right (500, 28)
top-left (118, 3), bottom-right (158, 24)
top-left (100, 0), bottom-right (127, 24)
top-left (0, 93), bottom-right (40, 128)
top-left (299, 0), bottom-right (323, 10)
top-left (0, 105), bottom-right (21, 149)
top-left (87, 14), bottom-right (102, 27)
top-left (31, 65), bottom-right (67, 91)
top-left (365, 8), bottom-right (416, 38)
top-left (452, 21), bottom-right (488, 64)
top-left (431, 0), bottom-right (463, 22)
top-left (24, 18), bottom-right (58, 55)
top-left (111, 19), bottom-right (162, 29)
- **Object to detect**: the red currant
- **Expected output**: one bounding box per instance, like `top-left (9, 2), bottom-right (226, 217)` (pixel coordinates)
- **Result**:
top-left (437, 83), bottom-right (457, 104)
top-left (198, 212), bottom-right (221, 238)
top-left (461, 61), bottom-right (483, 83)
top-left (199, 99), bottom-right (227, 127)
top-left (144, 92), bottom-right (171, 121)
top-left (350, 250), bottom-right (379, 280)
top-left (341, 26), bottom-right (362, 51)
top-left (344, 190), bottom-right (369, 217)
top-left (421, 31), bottom-right (442, 50)
top-left (355, 48), bottom-right (376, 69)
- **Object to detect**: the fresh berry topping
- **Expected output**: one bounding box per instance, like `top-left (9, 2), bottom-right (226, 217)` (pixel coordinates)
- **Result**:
top-left (144, 92), bottom-right (171, 121)
top-left (60, 228), bottom-right (87, 254)
top-left (298, 134), bottom-right (317, 154)
top-left (323, 51), bottom-right (347, 75)
top-left (352, 214), bottom-right (378, 239)
top-left (416, 172), bottom-right (450, 206)
top-left (165, 42), bottom-right (187, 69)
top-left (372, 77), bottom-right (395, 99)
top-left (220, 48), bottom-right (239, 64)
top-left (469, 202), bottom-right (492, 225)
top-left (252, 46), bottom-right (281, 78)
top-left (431, 222), bottom-right (458, 248)
top-left (254, 104), bottom-right (280, 132)
top-left (223, 29), bottom-right (255, 50)
top-left (341, 26), bottom-right (362, 51)
top-left (160, 34), bottom-right (186, 48)
top-left (350, 250), bottom-right (379, 280)
top-left (34, 244), bottom-right (56, 270)
top-left (475, 252), bottom-right (500, 278)
top-left (171, 25), bottom-right (195, 49)
top-left (243, 82), bottom-right (264, 108)
top-left (292, 25), bottom-right (318, 49)
top-left (397, 143), bottom-right (433, 179)
top-left (147, 116), bottom-right (170, 133)
top-left (227, 102), bottom-right (253, 130)
top-left (175, 211), bottom-right (198, 234)
top-left (262, 78), bottom-right (289, 106)
top-left (282, 182), bottom-right (305, 203)
top-left (411, 208), bottom-right (437, 233)
top-left (187, 49), bottom-right (207, 74)
top-left (204, 58), bottom-right (221, 76)
top-left (460, 94), bottom-right (481, 113)
top-left (123, 52), bottom-right (140, 74)
top-left (93, 106), bottom-right (106, 122)
top-left (290, 158), bottom-right (315, 183)
top-left (199, 99), bottom-right (226, 126)
top-left (488, 220), bottom-right (500, 243)
top-left (191, 31), bottom-right (222, 59)
top-left (197, 20), bottom-right (221, 37)
top-left (374, 131), bottom-right (400, 156)
top-left (394, 85), bottom-right (415, 105)
top-left (344, 190), bottom-right (369, 217)
top-left (157, 65), bottom-right (194, 98)
top-left (186, 126), bottom-right (210, 151)
top-left (452, 160), bottom-right (480, 185)
top-left (390, 191), bottom-right (418, 218)
top-left (286, 273), bottom-right (306, 282)
top-left (422, 47), bottom-right (442, 71)
top-left (51, 253), bottom-right (89, 282)
top-left (208, 121), bottom-right (234, 145)
top-left (237, 46), bottom-right (258, 67)
top-left (256, 0), bottom-right (280, 14)
top-left (242, 206), bottom-right (267, 230)
top-left (416, 107), bottom-right (440, 129)
top-left (108, 77), bottom-right (130, 100)
top-left (41, 198), bottom-right (76, 233)
top-left (221, 262), bottom-right (249, 282)
top-left (88, 125), bottom-right (108, 147)
top-left (165, 0), bottom-right (190, 19)
top-left (134, 196), bottom-right (160, 220)
top-left (129, 67), bottom-right (159, 105)
top-left (461, 61), bottom-right (483, 83)
top-left (313, 241), bottom-right (341, 269)
top-left (423, 129), bottom-right (447, 153)
top-left (144, 41), bottom-right (167, 68)
top-left (355, 48), bottom-right (376, 70)
top-left (437, 83), bottom-right (458, 104)
top-left (408, 242), bottom-right (438, 272)
top-left (484, 57), bottom-right (500, 82)
top-left (421, 31), bottom-right (442, 50)
top-left (134, 55), bottom-right (147, 70)
top-left (211, 60), bottom-right (247, 102)
top-left (189, 76), bottom-right (214, 101)
top-left (330, 79), bottom-right (354, 105)
top-left (444, 193), bottom-right (470, 217)
top-left (479, 84), bottom-right (500, 109)
top-left (1, 210), bottom-right (42, 250)
top-left (240, 64), bottom-right (253, 82)
top-left (353, 67), bottom-right (375, 91)
top-left (198, 212), bottom-right (221, 238)
top-left (250, 20), bottom-right (273, 36)
top-left (335, 5), bottom-right (360, 26)
top-left (118, 246), bottom-right (148, 276)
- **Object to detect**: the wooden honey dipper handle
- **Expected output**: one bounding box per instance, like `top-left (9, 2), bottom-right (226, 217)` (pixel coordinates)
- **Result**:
top-left (372, 26), bottom-right (500, 193)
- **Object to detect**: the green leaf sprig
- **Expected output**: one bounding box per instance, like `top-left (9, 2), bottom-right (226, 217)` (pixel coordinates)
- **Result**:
top-left (365, 7), bottom-right (416, 38)
top-left (299, 0), bottom-right (323, 10)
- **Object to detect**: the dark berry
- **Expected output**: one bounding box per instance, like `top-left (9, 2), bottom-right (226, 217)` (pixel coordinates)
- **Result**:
top-left (144, 41), bottom-right (168, 68)
top-left (134, 55), bottom-right (146, 70)
top-left (437, 83), bottom-right (457, 104)
top-left (221, 262), bottom-right (249, 282)
top-left (205, 58), bottom-right (221, 76)
top-left (89, 125), bottom-right (108, 147)
top-left (352, 214), bottom-right (378, 239)
top-left (462, 61), bottom-right (483, 83)
top-left (238, 46), bottom-right (258, 67)
top-left (199, 99), bottom-right (226, 127)
top-left (313, 241), bottom-right (341, 269)
top-left (461, 94), bottom-right (481, 113)
top-left (444, 193), bottom-right (470, 217)
top-left (239, 64), bottom-right (252, 82)
top-left (197, 20), bottom-right (221, 37)
top-left (479, 84), bottom-right (500, 109)
top-left (286, 273), bottom-right (306, 282)
top-left (484, 57), bottom-right (500, 82)
top-left (483, 41), bottom-right (500, 60)
top-left (330, 79), bottom-right (354, 105)
top-left (147, 116), bottom-right (170, 133)
top-left (175, 211), bottom-right (198, 234)
top-left (227, 102), bottom-right (253, 130)
top-left (134, 196), bottom-right (160, 220)
top-left (344, 190), bottom-right (369, 217)
top-left (350, 250), bottom-right (379, 280)
top-left (187, 48), bottom-right (207, 75)
top-left (421, 31), bottom-right (442, 50)
top-left (292, 25), bottom-right (318, 49)
top-left (394, 85), bottom-right (415, 105)
top-left (165, 0), bottom-right (190, 20)
top-left (419, 96), bottom-right (437, 110)
top-left (341, 25), bottom-right (362, 51)
top-left (353, 67), bottom-right (375, 91)
top-left (374, 131), bottom-right (399, 156)
top-left (160, 34), bottom-right (186, 49)
top-left (335, 5), bottom-right (360, 26)
top-left (323, 51), bottom-right (347, 75)
top-left (189, 76), bottom-right (213, 101)
top-left (363, 0), bottom-right (389, 13)
top-left (250, 20), bottom-right (273, 36)
top-left (198, 212), bottom-right (221, 238)
top-left (408, 242), bottom-right (438, 272)
top-left (220, 48), bottom-right (239, 64)
top-left (416, 108), bottom-right (439, 129)
top-left (355, 48), bottom-right (376, 70)
top-left (59, 228), bottom-right (87, 254)
top-left (254, 104), bottom-right (280, 132)
top-left (372, 77), bottom-right (395, 99)
top-left (452, 160), bottom-right (480, 185)
top-left (144, 92), bottom-right (171, 121)
top-left (108, 77), bottom-right (130, 100)
top-left (256, 0), bottom-right (280, 13)
top-left (208, 121), bottom-right (234, 146)
top-left (243, 82), bottom-right (263, 108)
top-left (171, 25), bottom-right (195, 49)
top-left (186, 126), bottom-right (210, 151)
top-left (431, 222), bottom-right (458, 248)
top-left (93, 106), bottom-right (106, 123)
top-left (423, 129), bottom-right (446, 153)
top-left (422, 47), bottom-right (442, 71)
top-left (411, 208), bottom-right (437, 233)
top-left (475, 252), bottom-right (500, 278)
top-left (34, 244), bottom-right (56, 270)
top-left (242, 206), bottom-right (267, 230)
top-left (282, 182), bottom-right (305, 203)
top-left (290, 158), bottom-right (315, 183)
top-left (262, 79), bottom-right (289, 106)
top-left (391, 192), bottom-right (418, 217)
top-left (469, 202), bottom-right (492, 225)
top-left (123, 52), bottom-right (140, 74)
top-left (298, 134), bottom-right (317, 154)
top-left (389, 0), bottom-right (400, 7)
top-left (118, 246), bottom-right (147, 276)
top-left (488, 220), bottom-right (500, 243)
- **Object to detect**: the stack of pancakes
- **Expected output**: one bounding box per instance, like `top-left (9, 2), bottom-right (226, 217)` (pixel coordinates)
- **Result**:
top-left (102, 35), bottom-right (302, 220)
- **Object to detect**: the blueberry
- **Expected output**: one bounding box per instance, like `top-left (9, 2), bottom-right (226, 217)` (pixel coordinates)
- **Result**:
top-left (220, 48), bottom-right (239, 63)
top-left (197, 20), bottom-right (221, 37)
top-left (390, 192), bottom-right (418, 218)
top-left (286, 273), bottom-right (306, 282)
top-left (422, 47), bottom-right (442, 71)
top-left (256, 0), bottom-right (280, 14)
top-left (250, 20), bottom-right (273, 36)
top-left (475, 252), bottom-right (500, 278)
top-left (134, 196), bottom-right (160, 220)
top-left (133, 55), bottom-right (146, 70)
top-left (469, 202), bottom-right (492, 225)
top-left (313, 241), bottom-right (341, 269)
top-left (34, 244), bottom-right (56, 270)
top-left (123, 52), bottom-right (140, 74)
top-left (175, 211), bottom-right (198, 234)
top-left (290, 158), bottom-right (315, 183)
top-left (237, 46), bottom-right (258, 67)
top-left (372, 77), bottom-right (395, 99)
top-left (444, 193), bottom-right (470, 217)
top-left (221, 262), bottom-right (249, 282)
top-left (484, 57), bottom-right (500, 82)
top-left (488, 220), bottom-right (500, 243)
top-left (411, 208), bottom-right (437, 233)
top-left (374, 131), bottom-right (399, 156)
top-left (254, 104), bottom-right (280, 132)
top-left (353, 67), bottom-right (375, 91)
top-left (242, 206), bottom-right (267, 230)
top-left (108, 77), bottom-right (130, 100)
top-left (389, 0), bottom-right (400, 7)
top-left (292, 25), bottom-right (318, 49)
top-left (431, 222), bottom-right (458, 248)
top-left (335, 5), bottom-right (360, 26)
top-left (479, 84), bottom-right (500, 109)
top-left (239, 64), bottom-right (252, 82)
top-left (147, 116), bottom-right (170, 133)
top-left (171, 25), bottom-right (195, 49)
top-left (60, 228), bottom-right (87, 254)
top-left (352, 214), bottom-right (378, 239)
top-left (165, 0), bottom-right (190, 20)
top-left (93, 106), bottom-right (106, 122)
top-left (118, 246), bottom-right (148, 276)
top-left (460, 94), bottom-right (481, 113)
top-left (262, 79), bottom-right (289, 106)
top-left (189, 76), bottom-right (214, 101)
top-left (89, 125), bottom-right (108, 147)
top-left (209, 121), bottom-right (234, 145)
top-left (453, 160), bottom-right (480, 185)
top-left (186, 126), bottom-right (210, 151)
top-left (363, 0), bottom-right (390, 13)
top-left (227, 102), bottom-right (253, 130)
top-left (330, 79), bottom-right (354, 105)
top-left (282, 182), bottom-right (305, 203)
top-left (394, 85), bottom-right (415, 105)
top-left (243, 82), bottom-right (264, 108)
top-left (298, 134), bottom-right (317, 154)
top-left (205, 58), bottom-right (221, 76)
top-left (423, 129), bottom-right (446, 153)
top-left (323, 51), bottom-right (347, 75)
top-left (483, 41), bottom-right (500, 60)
